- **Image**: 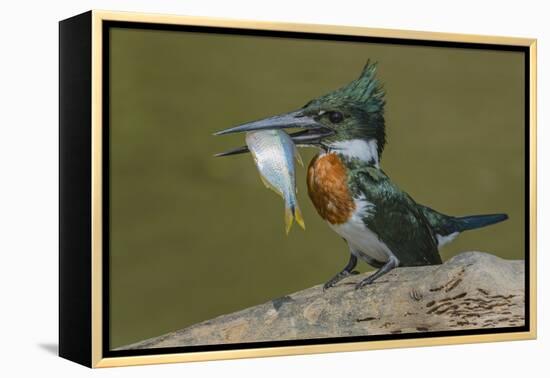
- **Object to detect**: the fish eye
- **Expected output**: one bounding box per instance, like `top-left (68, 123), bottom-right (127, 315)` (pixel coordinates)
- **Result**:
top-left (328, 111), bottom-right (344, 124)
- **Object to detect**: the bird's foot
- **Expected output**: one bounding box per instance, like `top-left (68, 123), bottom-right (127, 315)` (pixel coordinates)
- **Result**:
top-left (354, 256), bottom-right (399, 290)
top-left (323, 275), bottom-right (345, 291)
top-left (354, 276), bottom-right (375, 290)
top-left (323, 270), bottom-right (358, 291)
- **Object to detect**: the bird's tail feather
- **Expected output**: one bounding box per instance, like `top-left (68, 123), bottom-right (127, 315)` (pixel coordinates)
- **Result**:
top-left (455, 213), bottom-right (508, 232)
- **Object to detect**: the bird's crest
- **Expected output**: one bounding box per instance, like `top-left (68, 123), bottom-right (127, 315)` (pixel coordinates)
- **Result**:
top-left (315, 60), bottom-right (385, 114)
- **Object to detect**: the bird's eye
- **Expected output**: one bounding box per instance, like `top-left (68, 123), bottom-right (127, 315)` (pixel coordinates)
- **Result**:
top-left (328, 111), bottom-right (344, 124)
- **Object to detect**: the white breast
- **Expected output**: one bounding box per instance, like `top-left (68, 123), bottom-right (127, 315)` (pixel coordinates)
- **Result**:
top-left (328, 198), bottom-right (395, 263)
top-left (328, 139), bottom-right (380, 167)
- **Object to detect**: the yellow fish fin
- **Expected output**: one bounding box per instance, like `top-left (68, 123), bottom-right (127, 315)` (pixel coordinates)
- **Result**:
top-left (294, 147), bottom-right (304, 167)
top-left (295, 204), bottom-right (306, 230)
top-left (284, 205), bottom-right (294, 235)
top-left (259, 174), bottom-right (271, 189)
top-left (259, 174), bottom-right (283, 197)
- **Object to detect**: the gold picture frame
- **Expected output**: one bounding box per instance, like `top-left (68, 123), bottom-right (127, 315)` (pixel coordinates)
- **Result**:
top-left (59, 9), bottom-right (537, 368)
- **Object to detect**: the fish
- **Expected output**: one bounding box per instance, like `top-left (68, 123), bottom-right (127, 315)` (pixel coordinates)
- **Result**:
top-left (245, 129), bottom-right (306, 234)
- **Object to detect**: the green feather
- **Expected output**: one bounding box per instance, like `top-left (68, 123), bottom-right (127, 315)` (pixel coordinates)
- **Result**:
top-left (345, 159), bottom-right (442, 267)
top-left (303, 60), bottom-right (387, 156)
top-left (315, 60), bottom-right (385, 117)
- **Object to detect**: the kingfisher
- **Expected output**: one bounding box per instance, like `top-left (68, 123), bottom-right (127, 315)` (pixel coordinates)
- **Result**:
top-left (214, 61), bottom-right (508, 291)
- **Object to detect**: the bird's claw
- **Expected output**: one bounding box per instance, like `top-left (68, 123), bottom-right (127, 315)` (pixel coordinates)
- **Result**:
top-left (323, 272), bottom-right (350, 292)
top-left (322, 279), bottom-right (339, 292)
top-left (354, 277), bottom-right (374, 290)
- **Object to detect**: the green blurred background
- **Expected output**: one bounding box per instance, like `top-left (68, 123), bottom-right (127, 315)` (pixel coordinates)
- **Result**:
top-left (109, 27), bottom-right (525, 349)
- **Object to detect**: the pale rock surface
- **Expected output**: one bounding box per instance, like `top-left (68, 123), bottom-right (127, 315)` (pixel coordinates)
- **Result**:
top-left (121, 252), bottom-right (525, 350)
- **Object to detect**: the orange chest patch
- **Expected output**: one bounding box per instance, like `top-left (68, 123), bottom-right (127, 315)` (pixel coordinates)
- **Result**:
top-left (307, 153), bottom-right (356, 225)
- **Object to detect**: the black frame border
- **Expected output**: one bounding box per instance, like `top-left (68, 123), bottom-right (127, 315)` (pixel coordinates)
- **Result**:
top-left (59, 11), bottom-right (93, 367)
top-left (100, 20), bottom-right (531, 359)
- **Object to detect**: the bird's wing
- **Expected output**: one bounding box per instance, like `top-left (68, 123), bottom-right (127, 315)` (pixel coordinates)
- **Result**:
top-left (351, 167), bottom-right (442, 266)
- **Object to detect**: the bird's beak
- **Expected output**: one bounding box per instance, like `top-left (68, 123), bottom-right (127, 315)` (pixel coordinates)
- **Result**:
top-left (213, 110), bottom-right (333, 157)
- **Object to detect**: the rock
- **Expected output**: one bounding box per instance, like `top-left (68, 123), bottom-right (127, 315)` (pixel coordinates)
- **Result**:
top-left (120, 252), bottom-right (525, 350)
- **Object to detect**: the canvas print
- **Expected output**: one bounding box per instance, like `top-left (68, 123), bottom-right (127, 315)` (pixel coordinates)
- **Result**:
top-left (106, 25), bottom-right (527, 352)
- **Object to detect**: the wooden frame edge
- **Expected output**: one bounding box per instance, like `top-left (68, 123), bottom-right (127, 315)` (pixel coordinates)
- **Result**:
top-left (91, 10), bottom-right (103, 368)
top-left (528, 39), bottom-right (537, 338)
top-left (94, 331), bottom-right (536, 368)
top-left (88, 9), bottom-right (537, 368)
top-left (92, 9), bottom-right (536, 46)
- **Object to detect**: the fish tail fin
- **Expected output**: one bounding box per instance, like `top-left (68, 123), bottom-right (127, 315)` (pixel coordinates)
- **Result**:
top-left (284, 204), bottom-right (294, 235)
top-left (294, 202), bottom-right (305, 230)
top-left (284, 201), bottom-right (306, 234)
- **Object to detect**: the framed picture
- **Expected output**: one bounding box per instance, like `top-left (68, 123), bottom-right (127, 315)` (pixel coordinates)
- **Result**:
top-left (59, 10), bottom-right (537, 368)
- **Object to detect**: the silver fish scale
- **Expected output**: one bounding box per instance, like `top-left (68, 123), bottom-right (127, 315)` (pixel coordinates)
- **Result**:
top-left (246, 130), bottom-right (296, 202)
